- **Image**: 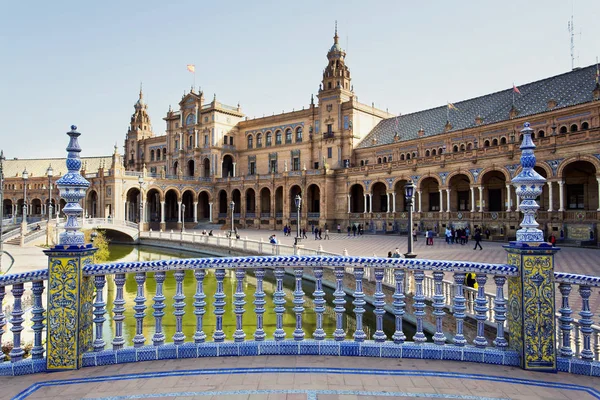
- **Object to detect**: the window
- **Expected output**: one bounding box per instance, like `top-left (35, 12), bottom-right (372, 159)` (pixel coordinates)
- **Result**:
top-left (537, 131), bottom-right (545, 138)
top-left (425, 150), bottom-right (430, 157)
top-left (377, 157), bottom-right (382, 164)
top-left (204, 135), bottom-right (208, 145)
top-left (326, 124), bottom-right (333, 134)
top-left (275, 130), bottom-right (282, 145)
top-left (295, 127), bottom-right (303, 142)
top-left (285, 129), bottom-right (292, 144)
top-left (249, 162), bottom-right (256, 175)
top-left (484, 140), bottom-right (490, 147)
top-left (292, 157), bottom-right (300, 171)
top-left (266, 132), bottom-right (272, 146)
top-left (457, 191), bottom-right (469, 211)
top-left (400, 154), bottom-right (405, 161)
top-left (229, 136), bottom-right (233, 146)
top-left (582, 122), bottom-right (590, 130)
top-left (175, 140), bottom-right (178, 149)
top-left (327, 147), bottom-right (332, 158)
top-left (467, 143), bottom-right (472, 151)
top-left (453, 145), bottom-right (458, 153)
top-left (360, 160), bottom-right (365, 166)
top-left (406, 153), bottom-right (411, 160)
top-left (559, 126), bottom-right (567, 134)
top-left (314, 162), bottom-right (320, 169)
top-left (460, 144), bottom-right (466, 151)
top-left (163, 148), bottom-right (167, 159)
top-left (150, 150), bottom-right (155, 161)
top-left (223, 136), bottom-right (228, 145)
top-left (492, 138), bottom-right (498, 146)
top-left (567, 184), bottom-right (585, 209)
top-left (432, 149), bottom-right (437, 156)
top-left (247, 135), bottom-right (253, 149)
top-left (189, 135), bottom-right (193, 148)
top-left (204, 117), bottom-right (208, 123)
top-left (500, 137), bottom-right (507, 145)
top-left (429, 192), bottom-right (440, 211)
top-left (383, 157), bottom-right (387, 163)
top-left (328, 82), bottom-right (332, 89)
top-left (257, 133), bottom-right (263, 147)
top-left (269, 159), bottom-right (277, 173)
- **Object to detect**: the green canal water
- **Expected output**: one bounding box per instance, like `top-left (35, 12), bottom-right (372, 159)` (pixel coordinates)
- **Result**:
top-left (100, 244), bottom-right (416, 345)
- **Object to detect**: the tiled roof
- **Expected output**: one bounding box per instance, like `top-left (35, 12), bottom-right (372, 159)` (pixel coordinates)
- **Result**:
top-left (2, 156), bottom-right (112, 179)
top-left (358, 64), bottom-right (600, 148)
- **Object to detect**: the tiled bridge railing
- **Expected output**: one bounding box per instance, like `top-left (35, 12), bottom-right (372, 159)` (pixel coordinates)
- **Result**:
top-left (1, 255), bottom-right (600, 377)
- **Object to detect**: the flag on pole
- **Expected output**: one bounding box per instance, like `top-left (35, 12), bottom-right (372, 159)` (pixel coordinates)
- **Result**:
top-left (513, 84), bottom-right (521, 94)
top-left (187, 64), bottom-right (195, 73)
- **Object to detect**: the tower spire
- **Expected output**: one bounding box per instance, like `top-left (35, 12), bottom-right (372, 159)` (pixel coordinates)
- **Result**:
top-left (139, 82), bottom-right (143, 100)
top-left (334, 20), bottom-right (339, 44)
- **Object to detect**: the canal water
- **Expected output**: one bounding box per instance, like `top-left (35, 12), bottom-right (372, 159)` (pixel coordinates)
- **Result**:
top-left (100, 244), bottom-right (417, 345)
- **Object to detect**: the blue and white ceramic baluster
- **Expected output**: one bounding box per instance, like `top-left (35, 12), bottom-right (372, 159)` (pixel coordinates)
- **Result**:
top-left (312, 265), bottom-right (326, 340)
top-left (392, 268), bottom-right (406, 344)
top-left (9, 283), bottom-right (25, 361)
top-left (233, 268), bottom-right (246, 342)
top-left (452, 272), bottom-right (467, 346)
top-left (473, 273), bottom-right (489, 348)
top-left (373, 266), bottom-right (386, 342)
top-left (173, 270), bottom-right (186, 345)
top-left (253, 268), bottom-right (266, 341)
top-left (31, 281), bottom-right (45, 359)
top-left (93, 275), bottom-right (107, 351)
top-left (273, 266), bottom-right (286, 341)
top-left (579, 285), bottom-right (594, 360)
top-left (558, 283), bottom-right (573, 357)
top-left (493, 276), bottom-right (508, 348)
top-left (193, 269), bottom-right (207, 343)
top-left (412, 270), bottom-right (427, 344)
top-left (213, 268), bottom-right (226, 342)
top-left (333, 266), bottom-right (346, 341)
top-left (432, 271), bottom-right (446, 345)
top-left (133, 272), bottom-right (147, 347)
top-left (293, 266), bottom-right (305, 341)
top-left (352, 265), bottom-right (367, 342)
top-left (112, 273), bottom-right (126, 350)
top-left (0, 286), bottom-right (5, 362)
top-left (152, 271), bottom-right (166, 346)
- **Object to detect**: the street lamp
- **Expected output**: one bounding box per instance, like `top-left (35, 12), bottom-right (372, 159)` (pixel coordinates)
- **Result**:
top-left (0, 150), bottom-right (5, 271)
top-left (138, 175), bottom-right (144, 242)
top-left (404, 180), bottom-right (417, 258)
top-left (294, 194), bottom-right (302, 245)
top-left (20, 168), bottom-right (29, 247)
top-left (181, 203), bottom-right (186, 234)
top-left (229, 200), bottom-right (235, 237)
top-left (45, 165), bottom-right (53, 247)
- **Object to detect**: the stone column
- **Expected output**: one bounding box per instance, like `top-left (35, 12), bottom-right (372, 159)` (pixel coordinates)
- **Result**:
top-left (209, 202), bottom-right (213, 223)
top-left (363, 193), bottom-right (367, 214)
top-left (547, 181), bottom-right (553, 212)
top-left (439, 190), bottom-right (443, 212)
top-left (392, 192), bottom-right (396, 213)
top-left (368, 194), bottom-right (373, 213)
top-left (478, 186), bottom-right (483, 212)
top-left (506, 122), bottom-right (557, 372)
top-left (160, 201), bottom-right (165, 223)
top-left (177, 201), bottom-right (182, 223)
top-left (386, 192), bottom-right (390, 213)
top-left (124, 201), bottom-right (128, 221)
top-left (597, 178), bottom-right (600, 211)
top-left (558, 181), bottom-right (565, 211)
top-left (418, 190), bottom-right (422, 213)
top-left (193, 201), bottom-right (198, 223)
top-left (505, 184), bottom-right (512, 212)
top-left (445, 189), bottom-right (450, 212)
top-left (232, 162), bottom-right (236, 177)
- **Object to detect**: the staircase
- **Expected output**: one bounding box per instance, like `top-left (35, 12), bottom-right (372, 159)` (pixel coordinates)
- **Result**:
top-left (5, 228), bottom-right (45, 245)
top-left (192, 222), bottom-right (227, 231)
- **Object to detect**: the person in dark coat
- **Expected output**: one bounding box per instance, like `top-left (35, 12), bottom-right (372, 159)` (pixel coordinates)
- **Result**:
top-left (473, 229), bottom-right (483, 250)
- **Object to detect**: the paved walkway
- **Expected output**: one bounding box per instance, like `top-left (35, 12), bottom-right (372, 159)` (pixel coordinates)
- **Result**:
top-left (3, 356), bottom-right (600, 400)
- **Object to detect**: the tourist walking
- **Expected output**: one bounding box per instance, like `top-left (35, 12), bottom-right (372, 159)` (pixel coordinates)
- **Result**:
top-left (314, 228), bottom-right (319, 240)
top-left (473, 229), bottom-right (483, 250)
top-left (324, 228), bottom-right (330, 240)
top-left (445, 227), bottom-right (452, 244)
top-left (465, 227), bottom-right (470, 244)
top-left (337, 224), bottom-right (341, 234)
top-left (302, 228), bottom-right (307, 239)
top-left (347, 225), bottom-right (351, 236)
top-left (352, 225), bottom-right (357, 236)
top-left (412, 228), bottom-right (417, 242)
top-left (318, 228), bottom-right (323, 240)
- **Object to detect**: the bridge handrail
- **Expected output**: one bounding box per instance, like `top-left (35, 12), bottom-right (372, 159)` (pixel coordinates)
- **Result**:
top-left (554, 272), bottom-right (600, 287)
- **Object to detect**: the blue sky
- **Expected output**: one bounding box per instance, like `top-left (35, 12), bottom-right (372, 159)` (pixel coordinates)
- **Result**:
top-left (2, 0), bottom-right (599, 159)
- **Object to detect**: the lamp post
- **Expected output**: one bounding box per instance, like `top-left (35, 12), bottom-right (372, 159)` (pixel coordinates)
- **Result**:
top-left (138, 175), bottom-right (144, 242)
top-left (20, 168), bottom-right (29, 247)
top-left (181, 203), bottom-right (186, 234)
top-left (45, 165), bottom-right (53, 247)
top-left (230, 200), bottom-right (235, 237)
top-left (0, 150), bottom-right (5, 271)
top-left (404, 180), bottom-right (417, 258)
top-left (294, 194), bottom-right (302, 245)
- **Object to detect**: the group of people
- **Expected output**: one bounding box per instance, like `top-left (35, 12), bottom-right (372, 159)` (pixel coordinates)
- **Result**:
top-left (200, 229), bottom-right (214, 236)
top-left (444, 227), bottom-right (471, 245)
top-left (387, 248), bottom-right (403, 258)
top-left (269, 234), bottom-right (278, 244)
top-left (347, 224), bottom-right (364, 236)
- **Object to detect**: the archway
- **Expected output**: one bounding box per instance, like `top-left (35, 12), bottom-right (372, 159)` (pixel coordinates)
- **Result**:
top-left (3, 199), bottom-right (12, 218)
top-left (203, 158), bottom-right (210, 177)
top-left (448, 174), bottom-right (471, 212)
top-left (480, 171), bottom-right (506, 212)
top-left (275, 186), bottom-right (283, 216)
top-left (307, 184), bottom-right (320, 213)
top-left (198, 191), bottom-right (210, 220)
top-left (222, 155), bottom-right (234, 177)
top-left (87, 190), bottom-right (98, 218)
top-left (289, 185), bottom-right (302, 213)
top-left (182, 190), bottom-right (194, 222)
top-left (420, 177), bottom-right (440, 212)
top-left (349, 184), bottom-right (364, 213)
top-left (393, 180), bottom-right (407, 212)
top-left (218, 190), bottom-right (228, 217)
top-left (371, 182), bottom-right (387, 212)
top-left (173, 161), bottom-right (179, 176)
top-left (562, 161), bottom-right (598, 210)
top-left (246, 188), bottom-right (256, 214)
top-left (59, 199), bottom-right (66, 217)
top-left (17, 199), bottom-right (25, 217)
top-left (126, 188), bottom-right (141, 223)
top-left (146, 188), bottom-right (161, 224)
top-left (31, 199), bottom-right (42, 216)
top-left (164, 189), bottom-right (179, 222)
top-left (534, 166), bottom-right (548, 210)
top-left (260, 187), bottom-right (271, 216)
top-left (232, 189), bottom-right (241, 214)
top-left (187, 160), bottom-right (195, 177)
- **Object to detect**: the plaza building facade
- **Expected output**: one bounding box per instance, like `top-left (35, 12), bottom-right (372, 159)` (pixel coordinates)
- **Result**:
top-left (3, 29), bottom-right (600, 244)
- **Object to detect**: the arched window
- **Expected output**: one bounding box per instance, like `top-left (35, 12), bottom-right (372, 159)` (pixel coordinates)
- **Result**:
top-left (425, 150), bottom-right (430, 157)
top-left (247, 135), bottom-right (253, 149)
top-left (400, 154), bottom-right (405, 160)
top-left (266, 132), bottom-right (272, 146)
top-left (537, 130), bottom-right (545, 138)
top-left (257, 133), bottom-right (263, 147)
top-left (519, 134), bottom-right (523, 142)
top-left (531, 132), bottom-right (536, 139)
top-left (189, 135), bottom-right (193, 147)
top-left (163, 148), bottom-right (167, 159)
top-left (492, 138), bottom-right (498, 146)
top-left (570, 124), bottom-right (578, 132)
top-left (383, 157), bottom-right (387, 163)
top-left (432, 149), bottom-right (437, 156)
top-left (407, 153), bottom-right (411, 160)
top-left (295, 127), bottom-right (303, 142)
top-left (582, 122), bottom-right (590, 130)
top-left (460, 144), bottom-right (466, 151)
top-left (360, 160), bottom-right (364, 166)
top-left (467, 143), bottom-right (472, 151)
top-left (484, 140), bottom-right (490, 147)
top-left (150, 150), bottom-right (155, 161)
top-left (413, 152), bottom-right (417, 158)
top-left (275, 130), bottom-right (282, 145)
top-left (500, 137), bottom-right (507, 145)
top-left (285, 129), bottom-right (292, 143)
top-left (559, 126), bottom-right (567, 134)
top-left (453, 145), bottom-right (458, 153)
top-left (377, 157), bottom-right (382, 164)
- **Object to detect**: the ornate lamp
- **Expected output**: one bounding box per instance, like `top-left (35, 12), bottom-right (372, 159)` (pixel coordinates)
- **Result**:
top-left (404, 180), bottom-right (416, 258)
top-left (294, 194), bottom-right (302, 244)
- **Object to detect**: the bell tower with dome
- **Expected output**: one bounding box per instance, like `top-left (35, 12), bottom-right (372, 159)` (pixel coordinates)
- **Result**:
top-left (320, 22), bottom-right (352, 97)
top-left (125, 85), bottom-right (154, 171)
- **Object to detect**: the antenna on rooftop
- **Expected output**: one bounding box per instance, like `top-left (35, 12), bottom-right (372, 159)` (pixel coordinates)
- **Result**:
top-left (568, 2), bottom-right (582, 70)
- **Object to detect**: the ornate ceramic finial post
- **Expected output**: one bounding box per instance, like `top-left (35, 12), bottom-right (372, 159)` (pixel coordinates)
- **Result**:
top-left (505, 122), bottom-right (558, 372)
top-left (44, 125), bottom-right (96, 371)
